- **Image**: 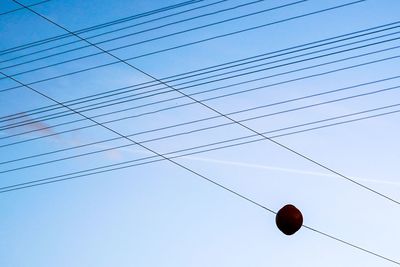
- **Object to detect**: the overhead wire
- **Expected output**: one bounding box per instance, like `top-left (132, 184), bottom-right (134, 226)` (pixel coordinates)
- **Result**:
top-left (3, 101), bottom-right (400, 190)
top-left (2, 28), bottom-right (400, 129)
top-left (0, 0), bottom-right (208, 55)
top-left (0, 0), bottom-right (264, 65)
top-left (0, 0), bottom-right (52, 16)
top-left (0, 0), bottom-right (305, 78)
top-left (4, 1), bottom-right (400, 264)
top-left (0, 0), bottom-right (359, 91)
top-left (2, 40), bottom-right (400, 141)
top-left (2, 20), bottom-right (400, 122)
top-left (2, 51), bottom-right (400, 149)
top-left (2, 82), bottom-right (400, 174)
top-left (9, 0), bottom-right (400, 209)
top-left (1, 74), bottom-right (400, 166)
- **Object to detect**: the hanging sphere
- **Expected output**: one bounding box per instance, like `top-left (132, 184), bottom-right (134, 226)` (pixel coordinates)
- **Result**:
top-left (275, 204), bottom-right (303, 235)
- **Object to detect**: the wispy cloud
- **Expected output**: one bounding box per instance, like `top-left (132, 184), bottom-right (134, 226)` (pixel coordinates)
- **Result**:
top-left (2, 112), bottom-right (56, 137)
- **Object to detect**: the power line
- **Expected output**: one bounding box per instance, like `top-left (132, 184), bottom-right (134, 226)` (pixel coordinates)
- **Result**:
top-left (2, 84), bottom-right (400, 174)
top-left (3, 101), bottom-right (400, 192)
top-left (2, 20), bottom-right (399, 122)
top-left (3, 51), bottom-right (400, 150)
top-left (4, 3), bottom-right (400, 263)
top-left (11, 0), bottom-right (400, 208)
top-left (0, 0), bottom-right (305, 77)
top-left (0, 0), bottom-right (52, 16)
top-left (2, 74), bottom-right (399, 166)
top-left (0, 0), bottom-right (362, 91)
top-left (2, 42), bottom-right (400, 141)
top-left (0, 0), bottom-right (262, 65)
top-left (2, 29), bottom-right (400, 130)
top-left (0, 0), bottom-right (207, 55)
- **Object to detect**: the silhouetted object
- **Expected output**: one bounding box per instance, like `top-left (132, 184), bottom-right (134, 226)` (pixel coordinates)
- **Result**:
top-left (276, 204), bottom-right (303, 235)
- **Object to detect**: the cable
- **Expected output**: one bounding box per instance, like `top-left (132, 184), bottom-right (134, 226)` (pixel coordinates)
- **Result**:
top-left (2, 41), bottom-right (400, 141)
top-left (2, 74), bottom-right (399, 166)
top-left (3, 51), bottom-right (400, 149)
top-left (2, 20), bottom-right (399, 123)
top-left (2, 29), bottom-right (400, 130)
top-left (2, 104), bottom-right (399, 264)
top-left (3, 101), bottom-right (400, 191)
top-left (0, 0), bottom-right (357, 91)
top-left (0, 0), bottom-right (207, 55)
top-left (2, 83), bottom-right (400, 174)
top-left (0, 1), bottom-right (305, 77)
top-left (0, 0), bottom-right (51, 16)
top-left (0, 0), bottom-right (261, 65)
top-left (5, 1), bottom-right (400, 265)
top-left (12, 0), bottom-right (400, 209)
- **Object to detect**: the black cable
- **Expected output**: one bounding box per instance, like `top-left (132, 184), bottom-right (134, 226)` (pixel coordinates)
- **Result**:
top-left (3, 51), bottom-right (400, 149)
top-left (3, 102), bottom-right (400, 192)
top-left (0, 0), bottom-right (206, 55)
top-left (13, 0), bottom-right (400, 209)
top-left (0, 0), bottom-right (259, 65)
top-left (2, 29), bottom-right (400, 130)
top-left (2, 103), bottom-right (399, 265)
top-left (2, 73), bottom-right (399, 166)
top-left (0, 0), bottom-right (51, 16)
top-left (2, 20), bottom-right (399, 123)
top-left (0, 0), bottom-right (354, 91)
top-left (0, 0), bottom-right (305, 78)
top-left (7, 2), bottom-right (400, 265)
top-left (2, 83), bottom-right (399, 174)
top-left (2, 40), bottom-right (400, 140)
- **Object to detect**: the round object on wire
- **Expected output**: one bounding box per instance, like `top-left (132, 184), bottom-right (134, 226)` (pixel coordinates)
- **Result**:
top-left (275, 204), bottom-right (303, 235)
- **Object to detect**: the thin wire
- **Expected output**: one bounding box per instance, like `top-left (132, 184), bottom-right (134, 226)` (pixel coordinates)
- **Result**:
top-left (11, 0), bottom-right (400, 208)
top-left (2, 20), bottom-right (399, 122)
top-left (3, 102), bottom-right (400, 192)
top-left (2, 84), bottom-right (400, 174)
top-left (0, 0), bottom-right (207, 55)
top-left (0, 0), bottom-right (358, 90)
top-left (2, 73), bottom-right (400, 166)
top-left (0, 0), bottom-right (51, 16)
top-left (2, 43), bottom-right (400, 142)
top-left (6, 1), bottom-right (400, 265)
top-left (1, 105), bottom-right (400, 262)
top-left (3, 52), bottom-right (400, 149)
top-left (0, 0), bottom-right (258, 65)
top-left (0, 0), bottom-right (305, 77)
top-left (2, 32), bottom-right (400, 134)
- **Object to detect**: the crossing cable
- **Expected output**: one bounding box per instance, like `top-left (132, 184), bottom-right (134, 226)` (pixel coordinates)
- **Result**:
top-left (0, 0), bottom-right (208, 55)
top-left (2, 51), bottom-right (400, 149)
top-left (1, 74), bottom-right (400, 166)
top-left (2, 42), bottom-right (400, 141)
top-left (6, 3), bottom-right (400, 265)
top-left (0, 0), bottom-right (269, 65)
top-left (8, 3), bottom-right (400, 265)
top-left (0, 0), bottom-right (363, 91)
top-left (3, 102), bottom-right (400, 192)
top-left (2, 33), bottom-right (400, 134)
top-left (2, 20), bottom-right (400, 123)
top-left (11, 0), bottom-right (400, 208)
top-left (0, 0), bottom-right (305, 77)
top-left (0, 0), bottom-right (51, 16)
top-left (2, 84), bottom-right (400, 174)
top-left (1, 102), bottom-right (399, 266)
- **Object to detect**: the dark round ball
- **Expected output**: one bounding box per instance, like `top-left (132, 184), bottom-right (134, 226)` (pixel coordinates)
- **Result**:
top-left (275, 204), bottom-right (303, 235)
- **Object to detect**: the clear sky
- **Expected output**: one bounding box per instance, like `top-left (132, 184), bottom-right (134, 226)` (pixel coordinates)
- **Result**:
top-left (0, 0), bottom-right (400, 266)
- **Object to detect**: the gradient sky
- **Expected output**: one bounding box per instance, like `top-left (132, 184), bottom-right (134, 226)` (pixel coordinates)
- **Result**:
top-left (0, 0), bottom-right (400, 266)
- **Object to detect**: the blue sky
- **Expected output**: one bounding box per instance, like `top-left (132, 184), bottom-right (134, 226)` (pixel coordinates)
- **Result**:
top-left (0, 0), bottom-right (400, 266)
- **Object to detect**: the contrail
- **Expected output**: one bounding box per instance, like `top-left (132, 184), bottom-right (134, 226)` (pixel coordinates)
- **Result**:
top-left (96, 144), bottom-right (400, 187)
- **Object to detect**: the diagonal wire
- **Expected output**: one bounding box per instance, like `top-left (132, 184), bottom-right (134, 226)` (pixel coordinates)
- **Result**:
top-left (10, 0), bottom-right (400, 206)
top-left (7, 1), bottom-right (400, 264)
